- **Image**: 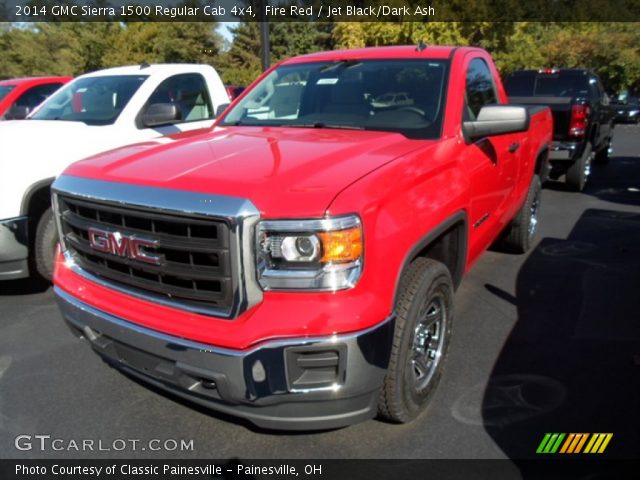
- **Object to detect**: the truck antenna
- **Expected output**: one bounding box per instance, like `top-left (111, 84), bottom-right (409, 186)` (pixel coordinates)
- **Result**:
top-left (416, 41), bottom-right (428, 52)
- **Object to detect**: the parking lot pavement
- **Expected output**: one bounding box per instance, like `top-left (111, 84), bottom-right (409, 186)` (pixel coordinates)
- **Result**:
top-left (1, 125), bottom-right (639, 460)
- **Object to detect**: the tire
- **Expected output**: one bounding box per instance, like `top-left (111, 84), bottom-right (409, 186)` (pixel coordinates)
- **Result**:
top-left (34, 207), bottom-right (58, 281)
top-left (503, 175), bottom-right (542, 254)
top-left (378, 257), bottom-right (453, 423)
top-left (565, 143), bottom-right (592, 191)
top-left (594, 138), bottom-right (612, 164)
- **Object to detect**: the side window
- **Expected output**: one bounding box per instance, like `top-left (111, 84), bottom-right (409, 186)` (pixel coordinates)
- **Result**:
top-left (145, 73), bottom-right (213, 124)
top-left (14, 83), bottom-right (64, 111)
top-left (464, 58), bottom-right (498, 121)
top-left (596, 78), bottom-right (608, 105)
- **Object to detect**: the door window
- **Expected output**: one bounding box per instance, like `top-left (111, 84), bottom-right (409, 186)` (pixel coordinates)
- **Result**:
top-left (15, 83), bottom-right (64, 111)
top-left (464, 58), bottom-right (499, 121)
top-left (144, 74), bottom-right (214, 124)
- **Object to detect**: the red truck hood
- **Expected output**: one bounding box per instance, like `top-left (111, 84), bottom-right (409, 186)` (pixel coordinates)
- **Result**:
top-left (65, 126), bottom-right (427, 217)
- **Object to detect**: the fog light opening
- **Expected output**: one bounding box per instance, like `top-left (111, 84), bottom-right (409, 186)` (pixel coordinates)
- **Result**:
top-left (201, 379), bottom-right (216, 389)
top-left (252, 360), bottom-right (266, 383)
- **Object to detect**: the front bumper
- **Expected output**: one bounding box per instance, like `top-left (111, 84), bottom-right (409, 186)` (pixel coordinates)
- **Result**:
top-left (0, 216), bottom-right (29, 280)
top-left (55, 287), bottom-right (394, 430)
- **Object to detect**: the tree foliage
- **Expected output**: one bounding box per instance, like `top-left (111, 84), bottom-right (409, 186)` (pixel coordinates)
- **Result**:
top-left (333, 22), bottom-right (467, 48)
top-left (333, 21), bottom-right (640, 92)
top-left (102, 22), bottom-right (222, 67)
top-left (0, 22), bottom-right (222, 77)
top-left (1, 20), bottom-right (639, 93)
top-left (218, 22), bottom-right (334, 85)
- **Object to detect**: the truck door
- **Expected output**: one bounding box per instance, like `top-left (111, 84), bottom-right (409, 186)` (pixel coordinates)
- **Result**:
top-left (462, 56), bottom-right (520, 262)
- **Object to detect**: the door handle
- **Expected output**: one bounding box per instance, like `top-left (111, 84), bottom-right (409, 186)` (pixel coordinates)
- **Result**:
top-left (508, 142), bottom-right (520, 153)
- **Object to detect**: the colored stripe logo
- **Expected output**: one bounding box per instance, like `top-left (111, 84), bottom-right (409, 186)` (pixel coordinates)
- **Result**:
top-left (537, 433), bottom-right (613, 454)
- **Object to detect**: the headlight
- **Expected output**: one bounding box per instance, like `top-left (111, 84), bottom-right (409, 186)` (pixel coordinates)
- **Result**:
top-left (256, 215), bottom-right (363, 291)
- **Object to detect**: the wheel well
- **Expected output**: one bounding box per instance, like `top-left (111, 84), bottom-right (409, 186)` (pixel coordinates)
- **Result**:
top-left (414, 221), bottom-right (466, 290)
top-left (393, 218), bottom-right (467, 308)
top-left (24, 183), bottom-right (52, 247)
top-left (535, 148), bottom-right (549, 179)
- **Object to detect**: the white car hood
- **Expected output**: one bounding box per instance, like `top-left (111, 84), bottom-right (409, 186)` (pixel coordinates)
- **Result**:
top-left (1, 120), bottom-right (128, 165)
top-left (0, 120), bottom-right (139, 219)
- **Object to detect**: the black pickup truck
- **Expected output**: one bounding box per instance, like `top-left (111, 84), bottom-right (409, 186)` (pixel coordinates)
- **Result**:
top-left (505, 69), bottom-right (615, 191)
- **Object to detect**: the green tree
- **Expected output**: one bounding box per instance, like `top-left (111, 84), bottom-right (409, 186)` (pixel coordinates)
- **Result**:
top-left (1, 19), bottom-right (639, 95)
top-left (333, 21), bottom-right (640, 94)
top-left (219, 21), bottom-right (334, 86)
top-left (494, 23), bottom-right (640, 92)
top-left (218, 23), bottom-right (261, 86)
top-left (0, 24), bottom-right (77, 76)
top-left (543, 23), bottom-right (640, 92)
top-left (333, 22), bottom-right (468, 48)
top-left (102, 22), bottom-right (222, 68)
top-left (0, 22), bottom-right (121, 76)
top-left (0, 21), bottom-right (223, 77)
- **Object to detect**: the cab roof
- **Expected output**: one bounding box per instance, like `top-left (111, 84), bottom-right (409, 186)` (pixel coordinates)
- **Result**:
top-left (282, 45), bottom-right (482, 64)
top-left (79, 64), bottom-right (216, 78)
top-left (0, 76), bottom-right (72, 87)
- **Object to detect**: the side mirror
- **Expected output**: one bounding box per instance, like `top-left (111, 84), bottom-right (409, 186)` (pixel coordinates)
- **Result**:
top-left (6, 105), bottom-right (30, 120)
top-left (141, 103), bottom-right (182, 128)
top-left (463, 105), bottom-right (529, 142)
top-left (216, 103), bottom-right (230, 117)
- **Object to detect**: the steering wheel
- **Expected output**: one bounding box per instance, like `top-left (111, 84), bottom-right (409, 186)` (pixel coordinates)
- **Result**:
top-left (397, 106), bottom-right (426, 116)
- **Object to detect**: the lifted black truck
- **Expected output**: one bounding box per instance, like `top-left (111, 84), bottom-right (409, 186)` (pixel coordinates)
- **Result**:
top-left (505, 68), bottom-right (615, 191)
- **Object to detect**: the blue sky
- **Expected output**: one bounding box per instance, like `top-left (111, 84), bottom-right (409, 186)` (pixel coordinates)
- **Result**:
top-left (218, 22), bottom-right (238, 43)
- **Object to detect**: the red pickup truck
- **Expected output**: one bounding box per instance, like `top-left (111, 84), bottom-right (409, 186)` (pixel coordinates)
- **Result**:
top-left (52, 46), bottom-right (552, 430)
top-left (0, 76), bottom-right (72, 120)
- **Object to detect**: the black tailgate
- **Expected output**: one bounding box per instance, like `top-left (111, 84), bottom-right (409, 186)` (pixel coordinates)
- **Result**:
top-left (509, 96), bottom-right (573, 140)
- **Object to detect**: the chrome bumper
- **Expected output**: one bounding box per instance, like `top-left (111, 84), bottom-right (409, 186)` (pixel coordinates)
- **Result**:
top-left (549, 141), bottom-right (579, 161)
top-left (54, 287), bottom-right (394, 430)
top-left (549, 139), bottom-right (597, 163)
top-left (0, 216), bottom-right (29, 280)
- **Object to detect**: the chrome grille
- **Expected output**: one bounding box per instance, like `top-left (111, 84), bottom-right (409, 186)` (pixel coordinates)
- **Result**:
top-left (57, 194), bottom-right (234, 315)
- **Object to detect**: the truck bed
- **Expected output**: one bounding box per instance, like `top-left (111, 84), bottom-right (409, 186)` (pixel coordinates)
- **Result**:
top-left (509, 96), bottom-right (573, 141)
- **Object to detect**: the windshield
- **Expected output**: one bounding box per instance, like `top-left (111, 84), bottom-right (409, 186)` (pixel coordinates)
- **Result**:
top-left (220, 59), bottom-right (450, 139)
top-left (0, 85), bottom-right (15, 102)
top-left (505, 72), bottom-right (589, 98)
top-left (31, 75), bottom-right (148, 125)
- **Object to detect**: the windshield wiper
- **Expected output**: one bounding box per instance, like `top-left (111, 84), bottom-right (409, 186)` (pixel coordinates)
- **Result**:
top-left (227, 120), bottom-right (365, 130)
top-left (227, 120), bottom-right (273, 127)
top-left (288, 122), bottom-right (365, 130)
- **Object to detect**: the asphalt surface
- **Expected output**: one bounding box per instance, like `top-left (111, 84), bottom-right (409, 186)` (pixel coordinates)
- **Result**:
top-left (1, 125), bottom-right (639, 461)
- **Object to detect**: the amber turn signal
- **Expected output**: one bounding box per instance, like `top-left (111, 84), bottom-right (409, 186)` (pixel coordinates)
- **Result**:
top-left (319, 227), bottom-right (363, 263)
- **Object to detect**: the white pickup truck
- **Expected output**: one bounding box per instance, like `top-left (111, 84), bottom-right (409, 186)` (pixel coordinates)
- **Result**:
top-left (0, 63), bottom-right (230, 281)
